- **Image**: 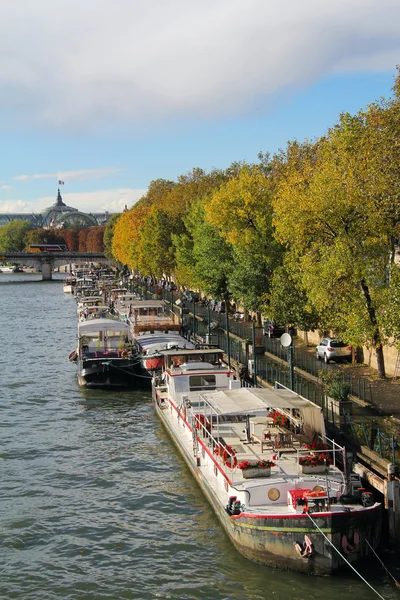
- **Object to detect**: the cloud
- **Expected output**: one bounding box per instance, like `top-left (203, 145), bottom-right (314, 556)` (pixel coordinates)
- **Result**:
top-left (0, 185), bottom-right (13, 191)
top-left (0, 199), bottom-right (31, 213)
top-left (0, 0), bottom-right (398, 131)
top-left (13, 168), bottom-right (123, 182)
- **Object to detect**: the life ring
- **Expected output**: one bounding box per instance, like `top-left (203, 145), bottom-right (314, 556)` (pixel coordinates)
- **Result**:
top-left (223, 448), bottom-right (237, 469)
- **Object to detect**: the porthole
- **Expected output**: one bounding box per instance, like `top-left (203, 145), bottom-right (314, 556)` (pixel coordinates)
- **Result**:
top-left (313, 485), bottom-right (324, 492)
top-left (268, 488), bottom-right (280, 501)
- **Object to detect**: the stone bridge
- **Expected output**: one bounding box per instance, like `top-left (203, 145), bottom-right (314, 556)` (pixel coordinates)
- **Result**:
top-left (1, 251), bottom-right (113, 280)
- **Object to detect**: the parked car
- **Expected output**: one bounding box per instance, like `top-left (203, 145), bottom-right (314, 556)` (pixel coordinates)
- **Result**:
top-left (316, 338), bottom-right (352, 363)
top-left (216, 301), bottom-right (226, 313)
top-left (182, 290), bottom-right (200, 302)
top-left (263, 320), bottom-right (286, 338)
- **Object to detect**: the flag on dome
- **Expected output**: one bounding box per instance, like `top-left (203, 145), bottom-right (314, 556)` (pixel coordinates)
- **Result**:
top-left (58, 180), bottom-right (64, 185)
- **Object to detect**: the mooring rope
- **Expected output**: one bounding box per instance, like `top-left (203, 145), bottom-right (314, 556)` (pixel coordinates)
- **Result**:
top-left (306, 513), bottom-right (386, 600)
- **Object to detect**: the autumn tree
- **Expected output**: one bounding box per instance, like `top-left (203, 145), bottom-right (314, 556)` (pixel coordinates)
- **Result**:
top-left (85, 226), bottom-right (106, 252)
top-left (272, 88), bottom-right (400, 377)
top-left (59, 229), bottom-right (79, 251)
top-left (78, 229), bottom-right (90, 252)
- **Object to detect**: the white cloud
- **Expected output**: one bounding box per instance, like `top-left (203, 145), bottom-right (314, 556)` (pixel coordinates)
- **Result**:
top-left (0, 0), bottom-right (398, 131)
top-left (0, 188), bottom-right (146, 215)
top-left (13, 168), bottom-right (123, 182)
top-left (0, 199), bottom-right (31, 213)
top-left (0, 185), bottom-right (13, 191)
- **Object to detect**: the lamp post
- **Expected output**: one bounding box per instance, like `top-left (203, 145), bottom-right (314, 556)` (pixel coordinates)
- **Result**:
top-left (193, 300), bottom-right (196, 339)
top-left (280, 332), bottom-right (294, 391)
top-left (252, 322), bottom-right (257, 387)
top-left (225, 308), bottom-right (231, 369)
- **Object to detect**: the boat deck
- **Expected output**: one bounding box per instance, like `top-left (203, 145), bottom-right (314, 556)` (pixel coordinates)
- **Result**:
top-left (155, 389), bottom-right (364, 515)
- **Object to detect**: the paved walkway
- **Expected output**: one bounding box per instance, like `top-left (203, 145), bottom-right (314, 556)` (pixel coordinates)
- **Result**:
top-left (293, 338), bottom-right (400, 422)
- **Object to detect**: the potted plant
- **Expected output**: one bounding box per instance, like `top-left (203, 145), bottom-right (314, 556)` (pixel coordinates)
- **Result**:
top-left (268, 410), bottom-right (290, 429)
top-left (298, 453), bottom-right (332, 474)
top-left (238, 459), bottom-right (275, 478)
top-left (320, 370), bottom-right (353, 423)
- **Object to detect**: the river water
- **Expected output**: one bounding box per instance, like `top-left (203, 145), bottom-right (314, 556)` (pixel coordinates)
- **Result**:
top-left (0, 273), bottom-right (399, 600)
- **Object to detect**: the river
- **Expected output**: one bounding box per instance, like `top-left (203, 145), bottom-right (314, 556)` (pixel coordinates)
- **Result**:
top-left (0, 273), bottom-right (398, 600)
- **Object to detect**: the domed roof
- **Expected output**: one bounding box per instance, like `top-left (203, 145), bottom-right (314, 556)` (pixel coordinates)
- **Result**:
top-left (41, 189), bottom-right (97, 228)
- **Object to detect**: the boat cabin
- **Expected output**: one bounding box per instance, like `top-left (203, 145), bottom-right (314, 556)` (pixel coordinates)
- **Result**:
top-left (129, 300), bottom-right (179, 333)
top-left (78, 318), bottom-right (132, 359)
top-left (160, 348), bottom-right (237, 402)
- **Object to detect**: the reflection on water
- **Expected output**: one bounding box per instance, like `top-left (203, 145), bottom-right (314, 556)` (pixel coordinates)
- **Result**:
top-left (0, 274), bottom-right (399, 600)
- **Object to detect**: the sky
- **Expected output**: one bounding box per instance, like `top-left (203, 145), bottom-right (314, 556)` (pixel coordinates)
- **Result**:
top-left (0, 0), bottom-right (399, 216)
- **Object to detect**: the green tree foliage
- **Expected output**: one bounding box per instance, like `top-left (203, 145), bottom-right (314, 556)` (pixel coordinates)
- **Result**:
top-left (173, 201), bottom-right (234, 298)
top-left (103, 214), bottom-right (121, 259)
top-left (139, 208), bottom-right (183, 278)
top-left (205, 165), bottom-right (284, 316)
top-left (272, 84), bottom-right (400, 377)
top-left (26, 228), bottom-right (66, 246)
top-left (265, 265), bottom-right (320, 334)
top-left (0, 220), bottom-right (31, 251)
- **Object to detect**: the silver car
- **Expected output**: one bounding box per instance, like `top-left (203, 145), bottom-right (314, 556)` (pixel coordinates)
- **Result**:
top-left (316, 338), bottom-right (352, 363)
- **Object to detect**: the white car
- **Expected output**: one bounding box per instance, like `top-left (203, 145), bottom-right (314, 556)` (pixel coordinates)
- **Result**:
top-left (316, 338), bottom-right (352, 363)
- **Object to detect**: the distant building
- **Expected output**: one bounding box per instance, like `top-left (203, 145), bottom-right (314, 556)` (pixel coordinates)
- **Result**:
top-left (41, 189), bottom-right (98, 229)
top-left (0, 189), bottom-right (114, 228)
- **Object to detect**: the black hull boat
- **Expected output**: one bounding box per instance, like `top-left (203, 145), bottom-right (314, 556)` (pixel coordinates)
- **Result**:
top-left (70, 317), bottom-right (147, 389)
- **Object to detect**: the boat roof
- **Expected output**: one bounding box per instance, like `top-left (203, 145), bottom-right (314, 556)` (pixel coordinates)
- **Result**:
top-left (78, 318), bottom-right (130, 334)
top-left (130, 300), bottom-right (168, 308)
top-left (138, 333), bottom-right (196, 353)
top-left (201, 387), bottom-right (322, 415)
top-left (162, 348), bottom-right (223, 356)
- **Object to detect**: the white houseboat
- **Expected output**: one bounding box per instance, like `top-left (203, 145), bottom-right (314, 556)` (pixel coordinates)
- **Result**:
top-left (152, 348), bottom-right (381, 575)
top-left (127, 300), bottom-right (193, 373)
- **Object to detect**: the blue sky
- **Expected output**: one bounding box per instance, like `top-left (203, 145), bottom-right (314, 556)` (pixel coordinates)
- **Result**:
top-left (0, 0), bottom-right (399, 216)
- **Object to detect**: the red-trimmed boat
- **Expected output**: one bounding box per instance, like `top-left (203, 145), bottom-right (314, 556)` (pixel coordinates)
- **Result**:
top-left (152, 348), bottom-right (381, 575)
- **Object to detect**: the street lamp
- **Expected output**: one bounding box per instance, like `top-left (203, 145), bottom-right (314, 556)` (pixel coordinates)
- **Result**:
top-left (280, 332), bottom-right (294, 390)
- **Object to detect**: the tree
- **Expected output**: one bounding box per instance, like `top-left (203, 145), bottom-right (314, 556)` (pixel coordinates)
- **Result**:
top-left (266, 265), bottom-right (320, 344)
top-left (26, 228), bottom-right (66, 246)
top-left (173, 200), bottom-right (234, 297)
top-left (59, 229), bottom-right (79, 251)
top-left (103, 214), bottom-right (121, 259)
top-left (205, 165), bottom-right (284, 320)
top-left (272, 103), bottom-right (400, 377)
top-left (85, 226), bottom-right (106, 252)
top-left (0, 220), bottom-right (31, 251)
top-left (139, 208), bottom-right (183, 278)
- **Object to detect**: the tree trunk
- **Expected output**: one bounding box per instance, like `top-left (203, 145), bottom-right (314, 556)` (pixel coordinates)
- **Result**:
top-left (256, 311), bottom-right (262, 327)
top-left (360, 278), bottom-right (386, 378)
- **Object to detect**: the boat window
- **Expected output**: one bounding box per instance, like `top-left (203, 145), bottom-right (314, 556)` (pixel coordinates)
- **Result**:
top-left (189, 375), bottom-right (216, 391)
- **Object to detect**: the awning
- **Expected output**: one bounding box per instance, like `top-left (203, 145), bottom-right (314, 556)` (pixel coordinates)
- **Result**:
top-left (78, 318), bottom-right (130, 335)
top-left (199, 387), bottom-right (325, 436)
